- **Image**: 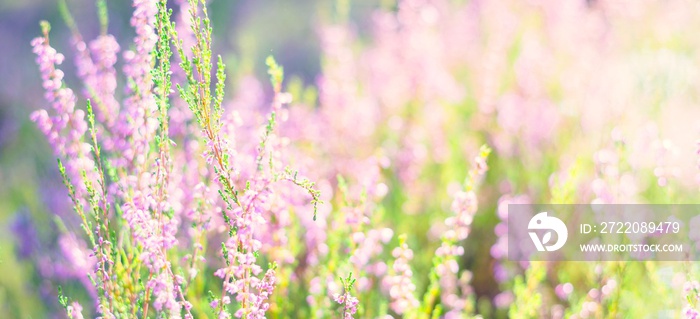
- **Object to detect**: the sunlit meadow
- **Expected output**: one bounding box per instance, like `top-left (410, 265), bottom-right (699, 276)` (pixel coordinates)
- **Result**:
top-left (3, 0), bottom-right (700, 318)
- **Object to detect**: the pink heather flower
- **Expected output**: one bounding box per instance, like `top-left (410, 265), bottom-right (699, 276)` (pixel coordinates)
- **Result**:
top-left (350, 228), bottom-right (393, 269)
top-left (442, 271), bottom-right (475, 318)
top-left (685, 306), bottom-right (700, 319)
top-left (308, 23), bottom-right (394, 195)
top-left (215, 182), bottom-right (283, 318)
top-left (247, 268), bottom-right (277, 319)
top-left (144, 267), bottom-right (181, 316)
top-left (385, 239), bottom-right (418, 314)
top-left (493, 292), bottom-right (514, 308)
top-left (58, 235), bottom-right (97, 296)
top-left (573, 284), bottom-right (617, 318)
top-left (104, 2), bottom-right (186, 316)
top-left (149, 272), bottom-right (182, 318)
top-left (474, 156), bottom-right (488, 176)
top-left (446, 191), bottom-right (477, 241)
top-left (121, 178), bottom-right (178, 273)
top-left (491, 194), bottom-right (531, 282)
top-left (73, 34), bottom-right (120, 134)
top-left (349, 228), bottom-right (392, 291)
top-left (334, 291), bottom-right (359, 319)
top-left (114, 0), bottom-right (159, 170)
top-left (555, 283), bottom-right (574, 300)
top-left (432, 148), bottom-right (489, 315)
top-left (685, 280), bottom-right (700, 315)
top-left (67, 301), bottom-right (84, 319)
top-left (317, 25), bottom-right (378, 146)
top-left (255, 178), bottom-right (312, 266)
top-left (30, 33), bottom-right (98, 196)
top-left (601, 279), bottom-right (616, 297)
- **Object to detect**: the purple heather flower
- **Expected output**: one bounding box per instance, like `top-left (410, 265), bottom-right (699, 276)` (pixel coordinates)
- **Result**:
top-left (685, 306), bottom-right (700, 319)
top-left (114, 0), bottom-right (159, 170)
top-left (30, 33), bottom-right (98, 196)
top-left (446, 191), bottom-right (477, 241)
top-left (58, 234), bottom-right (97, 299)
top-left (73, 34), bottom-right (120, 134)
top-left (491, 194), bottom-right (531, 282)
top-left (333, 291), bottom-right (359, 319)
top-left (686, 280), bottom-right (700, 315)
top-left (214, 182), bottom-right (286, 318)
top-left (432, 148), bottom-right (490, 315)
top-left (10, 210), bottom-right (39, 259)
top-left (67, 301), bottom-right (84, 319)
top-left (247, 268), bottom-right (277, 319)
top-left (149, 272), bottom-right (182, 318)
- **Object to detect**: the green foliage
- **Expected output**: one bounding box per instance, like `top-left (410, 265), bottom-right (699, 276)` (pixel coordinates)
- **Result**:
top-left (509, 262), bottom-right (545, 319)
top-left (266, 55), bottom-right (284, 93)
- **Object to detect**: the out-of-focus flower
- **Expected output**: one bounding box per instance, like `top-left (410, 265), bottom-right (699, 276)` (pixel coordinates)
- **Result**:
top-left (67, 301), bottom-right (84, 319)
top-left (384, 235), bottom-right (418, 314)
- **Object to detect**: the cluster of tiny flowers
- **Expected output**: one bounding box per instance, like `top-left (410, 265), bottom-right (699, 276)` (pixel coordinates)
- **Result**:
top-left (687, 307), bottom-right (700, 319)
top-left (385, 237), bottom-right (419, 314)
top-left (67, 301), bottom-right (84, 319)
top-left (73, 34), bottom-right (121, 138)
top-left (491, 194), bottom-right (530, 282)
top-left (247, 268), bottom-right (277, 319)
top-left (432, 149), bottom-right (490, 315)
top-left (569, 278), bottom-right (617, 319)
top-left (333, 291), bottom-right (359, 319)
top-left (150, 272), bottom-right (181, 316)
top-left (30, 32), bottom-right (96, 195)
top-left (215, 186), bottom-right (273, 318)
top-left (446, 190), bottom-right (477, 241)
top-left (685, 281), bottom-right (700, 319)
top-left (58, 235), bottom-right (96, 298)
top-left (116, 0), bottom-right (159, 169)
top-left (349, 228), bottom-right (393, 285)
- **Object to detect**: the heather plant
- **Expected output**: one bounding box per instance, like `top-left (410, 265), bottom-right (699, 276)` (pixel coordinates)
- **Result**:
top-left (32, 0), bottom-right (323, 317)
top-left (16, 0), bottom-right (700, 318)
